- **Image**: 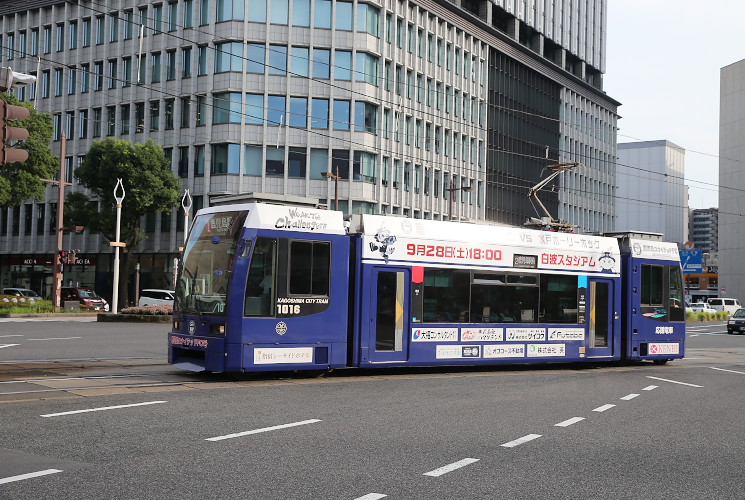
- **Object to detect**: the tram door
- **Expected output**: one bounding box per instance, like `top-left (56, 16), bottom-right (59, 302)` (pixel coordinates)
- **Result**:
top-left (587, 278), bottom-right (615, 358)
top-left (368, 268), bottom-right (410, 363)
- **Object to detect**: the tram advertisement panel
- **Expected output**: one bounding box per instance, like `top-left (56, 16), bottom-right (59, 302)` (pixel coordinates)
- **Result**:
top-left (357, 215), bottom-right (620, 275)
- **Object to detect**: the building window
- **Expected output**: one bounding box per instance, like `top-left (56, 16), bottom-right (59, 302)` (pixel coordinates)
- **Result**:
top-left (135, 102), bottom-right (145, 132)
top-left (215, 41), bottom-right (244, 72)
top-left (213, 92), bottom-right (242, 124)
top-left (245, 93), bottom-right (263, 124)
top-left (289, 97), bottom-right (307, 128)
top-left (266, 147), bottom-right (285, 176)
top-left (121, 104), bottom-right (131, 134)
top-left (151, 52), bottom-right (162, 82)
top-left (54, 68), bottom-right (63, 96)
top-left (270, 0), bottom-right (289, 24)
top-left (211, 144), bottom-right (241, 174)
top-left (182, 47), bottom-right (192, 77)
top-left (198, 45), bottom-right (208, 75)
top-left (150, 101), bottom-right (160, 130)
top-left (166, 50), bottom-right (176, 80)
top-left (355, 52), bottom-right (378, 84)
top-left (334, 50), bottom-right (352, 80)
top-left (123, 11), bottom-right (133, 39)
top-left (217, 0), bottom-right (245, 21)
top-left (107, 106), bottom-right (116, 136)
top-left (79, 110), bottom-right (88, 139)
top-left (314, 0), bottom-right (331, 28)
top-left (354, 101), bottom-right (377, 134)
top-left (290, 46), bottom-right (309, 77)
top-left (311, 98), bottom-right (329, 129)
top-left (107, 59), bottom-right (118, 88)
top-left (95, 16), bottom-right (104, 44)
top-left (69, 22), bottom-right (78, 49)
top-left (178, 146), bottom-right (189, 177)
top-left (333, 100), bottom-right (350, 130)
top-left (335, 1), bottom-right (352, 30)
top-left (356, 3), bottom-right (379, 36)
top-left (292, 0), bottom-right (310, 27)
top-left (165, 99), bottom-right (175, 129)
top-left (180, 97), bottom-right (191, 127)
top-left (194, 145), bottom-right (205, 176)
top-left (93, 108), bottom-right (102, 137)
top-left (288, 147), bottom-right (306, 178)
top-left (246, 43), bottom-right (264, 73)
top-left (268, 44), bottom-right (287, 75)
top-left (266, 95), bottom-right (286, 125)
top-left (313, 48), bottom-right (330, 79)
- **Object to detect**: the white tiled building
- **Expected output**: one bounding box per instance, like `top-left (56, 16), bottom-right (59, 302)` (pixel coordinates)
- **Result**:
top-left (0, 0), bottom-right (619, 299)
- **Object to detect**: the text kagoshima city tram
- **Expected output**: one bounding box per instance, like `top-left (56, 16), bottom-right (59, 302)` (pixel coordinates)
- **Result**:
top-left (168, 203), bottom-right (685, 374)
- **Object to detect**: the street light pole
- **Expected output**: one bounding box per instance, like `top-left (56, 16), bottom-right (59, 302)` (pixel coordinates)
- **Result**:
top-left (447, 181), bottom-right (472, 221)
top-left (322, 166), bottom-right (340, 211)
top-left (110, 179), bottom-right (126, 313)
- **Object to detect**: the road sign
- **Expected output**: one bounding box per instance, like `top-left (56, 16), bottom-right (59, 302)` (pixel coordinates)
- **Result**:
top-left (679, 250), bottom-right (703, 274)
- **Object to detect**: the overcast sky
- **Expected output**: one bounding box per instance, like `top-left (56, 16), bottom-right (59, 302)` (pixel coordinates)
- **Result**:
top-left (604, 0), bottom-right (745, 209)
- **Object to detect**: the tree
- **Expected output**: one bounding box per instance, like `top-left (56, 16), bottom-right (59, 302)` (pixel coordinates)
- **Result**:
top-left (66, 138), bottom-right (181, 306)
top-left (0, 92), bottom-right (58, 207)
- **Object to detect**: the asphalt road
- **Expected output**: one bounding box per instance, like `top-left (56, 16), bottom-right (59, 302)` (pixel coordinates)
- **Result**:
top-left (0, 319), bottom-right (744, 499)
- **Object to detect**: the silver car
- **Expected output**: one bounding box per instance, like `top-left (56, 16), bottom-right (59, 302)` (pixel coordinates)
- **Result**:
top-left (138, 289), bottom-right (175, 307)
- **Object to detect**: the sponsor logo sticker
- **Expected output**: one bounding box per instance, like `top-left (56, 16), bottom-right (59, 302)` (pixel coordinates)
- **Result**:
top-left (412, 328), bottom-right (458, 342)
top-left (527, 344), bottom-right (566, 357)
top-left (483, 344), bottom-right (526, 358)
top-left (648, 343), bottom-right (679, 355)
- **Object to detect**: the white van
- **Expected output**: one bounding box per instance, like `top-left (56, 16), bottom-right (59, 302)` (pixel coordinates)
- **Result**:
top-left (138, 289), bottom-right (175, 307)
top-left (707, 298), bottom-right (742, 315)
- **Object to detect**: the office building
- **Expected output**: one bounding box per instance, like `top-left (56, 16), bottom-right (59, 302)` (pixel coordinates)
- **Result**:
top-left (719, 59), bottom-right (745, 302)
top-left (616, 140), bottom-right (687, 245)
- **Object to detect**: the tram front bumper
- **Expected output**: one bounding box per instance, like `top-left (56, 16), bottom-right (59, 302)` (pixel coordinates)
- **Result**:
top-left (169, 333), bottom-right (226, 372)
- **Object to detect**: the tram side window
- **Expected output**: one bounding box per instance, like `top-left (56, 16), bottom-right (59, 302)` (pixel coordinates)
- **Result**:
top-left (540, 275), bottom-right (578, 323)
top-left (669, 265), bottom-right (685, 322)
top-left (245, 238), bottom-right (277, 316)
top-left (470, 273), bottom-right (539, 323)
top-left (289, 240), bottom-right (330, 296)
top-left (641, 265), bottom-right (663, 305)
top-left (422, 269), bottom-right (470, 322)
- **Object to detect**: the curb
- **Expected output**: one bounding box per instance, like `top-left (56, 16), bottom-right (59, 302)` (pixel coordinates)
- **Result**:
top-left (0, 313), bottom-right (98, 319)
top-left (97, 313), bottom-right (173, 323)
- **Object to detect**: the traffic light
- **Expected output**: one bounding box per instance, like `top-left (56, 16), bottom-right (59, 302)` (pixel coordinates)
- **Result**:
top-left (57, 251), bottom-right (67, 272)
top-left (0, 98), bottom-right (30, 167)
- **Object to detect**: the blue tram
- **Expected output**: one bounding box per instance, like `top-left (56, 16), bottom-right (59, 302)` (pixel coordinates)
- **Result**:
top-left (168, 203), bottom-right (685, 373)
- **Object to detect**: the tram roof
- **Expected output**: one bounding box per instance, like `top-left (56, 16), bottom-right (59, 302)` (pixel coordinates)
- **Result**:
top-left (350, 214), bottom-right (620, 249)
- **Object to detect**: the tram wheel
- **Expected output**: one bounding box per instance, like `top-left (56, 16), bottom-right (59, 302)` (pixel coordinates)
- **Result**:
top-left (652, 359), bottom-right (669, 365)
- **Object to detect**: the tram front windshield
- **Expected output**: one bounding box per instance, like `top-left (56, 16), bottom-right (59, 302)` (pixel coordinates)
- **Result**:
top-left (175, 210), bottom-right (247, 316)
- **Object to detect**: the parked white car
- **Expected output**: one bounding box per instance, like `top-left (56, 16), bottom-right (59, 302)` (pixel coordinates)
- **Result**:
top-left (138, 289), bottom-right (175, 307)
top-left (708, 298), bottom-right (742, 316)
top-left (688, 302), bottom-right (716, 314)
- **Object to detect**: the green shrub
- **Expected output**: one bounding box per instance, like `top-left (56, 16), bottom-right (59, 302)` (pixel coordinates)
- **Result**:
top-left (0, 295), bottom-right (55, 314)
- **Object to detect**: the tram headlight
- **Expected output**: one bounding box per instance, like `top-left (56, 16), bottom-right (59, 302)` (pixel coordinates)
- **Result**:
top-left (210, 323), bottom-right (226, 335)
top-left (173, 321), bottom-right (180, 330)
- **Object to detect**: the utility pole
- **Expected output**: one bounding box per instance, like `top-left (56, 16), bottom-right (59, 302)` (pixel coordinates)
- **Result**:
top-left (41, 134), bottom-right (70, 309)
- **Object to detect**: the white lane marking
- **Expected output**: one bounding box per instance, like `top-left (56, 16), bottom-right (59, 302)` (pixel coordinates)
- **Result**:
top-left (501, 434), bottom-right (542, 448)
top-left (27, 337), bottom-right (82, 341)
top-left (646, 376), bottom-right (704, 388)
top-left (40, 401), bottom-right (166, 417)
top-left (0, 344), bottom-right (20, 349)
top-left (423, 458), bottom-right (480, 477)
top-left (710, 367), bottom-right (745, 375)
top-left (642, 385), bottom-right (658, 391)
top-left (0, 334), bottom-right (23, 338)
top-left (354, 495), bottom-right (387, 500)
top-left (593, 404), bottom-right (615, 412)
top-left (555, 417), bottom-right (585, 427)
top-left (206, 419), bottom-right (322, 442)
top-left (0, 469), bottom-right (63, 485)
top-left (620, 394), bottom-right (639, 401)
